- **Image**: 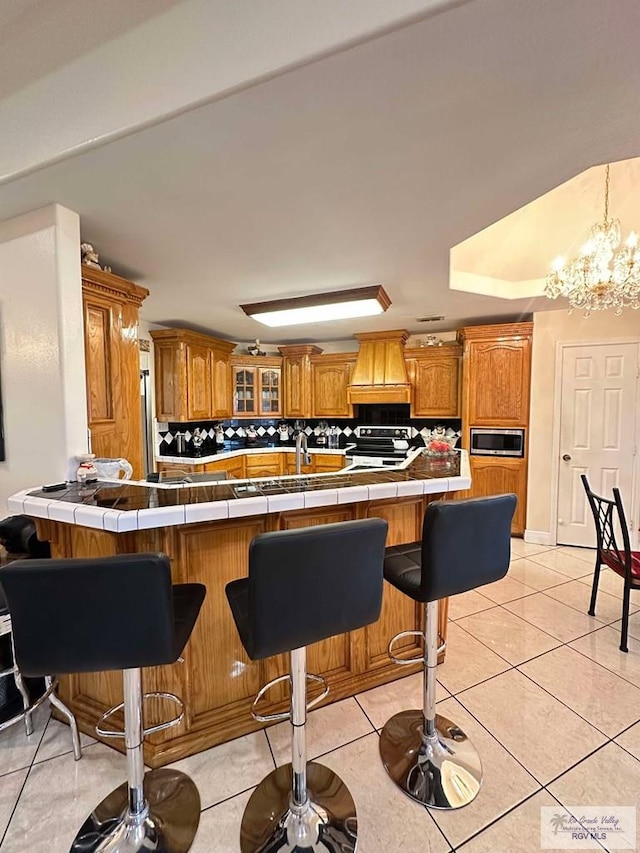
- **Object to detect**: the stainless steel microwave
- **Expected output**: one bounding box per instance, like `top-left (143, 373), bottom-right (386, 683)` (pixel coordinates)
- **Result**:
top-left (470, 428), bottom-right (525, 457)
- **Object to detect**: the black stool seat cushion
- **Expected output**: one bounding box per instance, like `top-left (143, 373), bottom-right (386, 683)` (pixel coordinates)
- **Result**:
top-left (226, 518), bottom-right (388, 661)
top-left (385, 495), bottom-right (517, 602)
top-left (0, 581), bottom-right (7, 617)
top-left (1, 553), bottom-right (206, 677)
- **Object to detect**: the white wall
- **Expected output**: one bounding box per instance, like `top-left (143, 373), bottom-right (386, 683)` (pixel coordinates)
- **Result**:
top-left (526, 308), bottom-right (640, 544)
top-left (0, 205), bottom-right (87, 514)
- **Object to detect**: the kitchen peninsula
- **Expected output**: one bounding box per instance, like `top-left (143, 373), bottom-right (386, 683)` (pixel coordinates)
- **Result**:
top-left (8, 452), bottom-right (470, 767)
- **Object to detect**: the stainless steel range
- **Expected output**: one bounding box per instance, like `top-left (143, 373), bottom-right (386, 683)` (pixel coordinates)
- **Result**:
top-left (345, 426), bottom-right (413, 470)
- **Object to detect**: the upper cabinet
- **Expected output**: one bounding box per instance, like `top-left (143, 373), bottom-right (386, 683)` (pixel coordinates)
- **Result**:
top-left (279, 345), bottom-right (323, 419)
top-left (82, 267), bottom-right (149, 479)
top-left (150, 329), bottom-right (235, 422)
top-left (405, 345), bottom-right (461, 418)
top-left (459, 323), bottom-right (533, 427)
top-left (231, 356), bottom-right (283, 418)
top-left (311, 353), bottom-right (355, 418)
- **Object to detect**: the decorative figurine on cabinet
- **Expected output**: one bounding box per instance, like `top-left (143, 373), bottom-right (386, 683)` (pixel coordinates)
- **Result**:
top-left (247, 339), bottom-right (266, 357)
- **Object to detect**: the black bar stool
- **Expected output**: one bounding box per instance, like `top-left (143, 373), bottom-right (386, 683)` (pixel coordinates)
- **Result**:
top-left (0, 581), bottom-right (81, 753)
top-left (380, 495), bottom-right (516, 810)
top-left (1, 553), bottom-right (206, 853)
top-left (226, 518), bottom-right (388, 853)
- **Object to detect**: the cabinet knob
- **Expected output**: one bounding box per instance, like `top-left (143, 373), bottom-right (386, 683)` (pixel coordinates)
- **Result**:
top-left (562, 454), bottom-right (571, 462)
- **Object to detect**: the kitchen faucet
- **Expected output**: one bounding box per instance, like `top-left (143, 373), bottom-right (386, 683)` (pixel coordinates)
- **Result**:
top-left (295, 431), bottom-right (312, 474)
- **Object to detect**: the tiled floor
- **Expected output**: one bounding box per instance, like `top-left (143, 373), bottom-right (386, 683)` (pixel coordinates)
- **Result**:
top-left (2, 541), bottom-right (640, 852)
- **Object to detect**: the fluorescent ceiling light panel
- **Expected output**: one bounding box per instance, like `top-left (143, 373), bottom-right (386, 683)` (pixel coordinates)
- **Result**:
top-left (241, 285), bottom-right (391, 327)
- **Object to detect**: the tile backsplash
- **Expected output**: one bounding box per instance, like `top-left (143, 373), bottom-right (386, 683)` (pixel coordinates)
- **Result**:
top-left (157, 416), bottom-right (461, 456)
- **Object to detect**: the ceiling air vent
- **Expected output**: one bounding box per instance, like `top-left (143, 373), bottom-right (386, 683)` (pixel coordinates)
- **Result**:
top-left (416, 315), bottom-right (445, 323)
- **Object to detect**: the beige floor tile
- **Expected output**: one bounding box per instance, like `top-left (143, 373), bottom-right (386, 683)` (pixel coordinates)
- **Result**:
top-left (169, 731), bottom-right (274, 810)
top-left (458, 670), bottom-right (607, 784)
top-left (0, 744), bottom-right (125, 853)
top-left (615, 721), bottom-right (640, 761)
top-left (0, 704), bottom-right (49, 777)
top-left (558, 545), bottom-right (597, 564)
top-left (191, 789), bottom-right (252, 853)
top-left (549, 742), bottom-right (640, 850)
top-left (266, 697), bottom-right (374, 765)
top-left (0, 767), bottom-right (27, 840)
top-left (429, 698), bottom-right (540, 848)
top-left (356, 672), bottom-right (448, 731)
top-left (519, 645), bottom-right (640, 736)
top-left (480, 575), bottom-right (536, 605)
top-left (543, 579), bottom-right (636, 624)
top-left (510, 540), bottom-right (556, 559)
top-left (456, 608), bottom-right (560, 666)
top-left (507, 558), bottom-right (570, 591)
top-left (577, 567), bottom-right (640, 599)
top-left (434, 622), bottom-right (511, 695)
top-left (458, 790), bottom-right (566, 853)
top-left (320, 732), bottom-right (451, 853)
top-left (33, 717), bottom-right (96, 765)
top-left (447, 589), bottom-right (495, 621)
top-left (504, 593), bottom-right (598, 643)
top-left (570, 626), bottom-right (640, 687)
top-left (529, 549), bottom-right (595, 579)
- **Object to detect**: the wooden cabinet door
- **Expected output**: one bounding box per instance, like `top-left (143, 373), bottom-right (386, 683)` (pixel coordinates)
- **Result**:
top-left (84, 295), bottom-right (117, 434)
top-left (469, 457), bottom-right (527, 535)
top-left (186, 344), bottom-right (212, 420)
top-left (258, 368), bottom-right (282, 417)
top-left (283, 355), bottom-right (308, 418)
top-left (225, 457), bottom-right (246, 479)
top-left (233, 367), bottom-right (257, 416)
top-left (154, 340), bottom-right (185, 421)
top-left (245, 453), bottom-right (283, 479)
top-left (312, 363), bottom-right (351, 417)
top-left (313, 454), bottom-right (345, 473)
top-left (211, 349), bottom-right (232, 419)
top-left (467, 339), bottom-right (531, 426)
top-left (412, 356), bottom-right (460, 417)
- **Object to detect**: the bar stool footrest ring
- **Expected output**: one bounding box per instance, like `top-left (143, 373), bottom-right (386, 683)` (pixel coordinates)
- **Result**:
top-left (96, 691), bottom-right (185, 739)
top-left (387, 631), bottom-right (446, 666)
top-left (251, 672), bottom-right (330, 723)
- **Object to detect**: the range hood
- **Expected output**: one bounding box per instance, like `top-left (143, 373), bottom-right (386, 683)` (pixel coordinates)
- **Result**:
top-left (347, 330), bottom-right (411, 404)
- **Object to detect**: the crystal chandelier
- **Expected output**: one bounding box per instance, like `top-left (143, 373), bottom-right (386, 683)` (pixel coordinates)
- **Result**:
top-left (544, 164), bottom-right (640, 314)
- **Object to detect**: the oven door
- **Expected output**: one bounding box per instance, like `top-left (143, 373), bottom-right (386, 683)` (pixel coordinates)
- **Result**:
top-left (470, 428), bottom-right (525, 457)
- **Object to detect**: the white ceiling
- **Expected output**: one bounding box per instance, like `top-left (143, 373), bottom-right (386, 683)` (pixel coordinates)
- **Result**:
top-left (1, 0), bottom-right (640, 344)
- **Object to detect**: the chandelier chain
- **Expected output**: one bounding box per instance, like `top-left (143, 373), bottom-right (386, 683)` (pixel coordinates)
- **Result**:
top-left (604, 163), bottom-right (610, 224)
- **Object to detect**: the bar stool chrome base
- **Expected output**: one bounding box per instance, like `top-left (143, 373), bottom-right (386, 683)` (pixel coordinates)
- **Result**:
top-left (70, 767), bottom-right (200, 853)
top-left (240, 762), bottom-right (357, 853)
top-left (380, 710), bottom-right (482, 810)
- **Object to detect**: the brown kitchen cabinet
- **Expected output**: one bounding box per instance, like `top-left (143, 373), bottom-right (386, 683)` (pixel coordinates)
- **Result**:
top-left (150, 328), bottom-right (235, 422)
top-left (279, 345), bottom-right (323, 418)
top-left (284, 452), bottom-right (314, 475)
top-left (405, 345), bottom-right (461, 418)
top-left (82, 267), bottom-right (149, 480)
top-left (231, 356), bottom-right (283, 418)
top-left (156, 461), bottom-right (204, 477)
top-left (459, 323), bottom-right (533, 427)
top-left (204, 457), bottom-right (246, 479)
top-left (468, 457), bottom-right (527, 535)
top-left (311, 353), bottom-right (355, 418)
top-left (313, 454), bottom-right (345, 473)
top-left (245, 452), bottom-right (284, 478)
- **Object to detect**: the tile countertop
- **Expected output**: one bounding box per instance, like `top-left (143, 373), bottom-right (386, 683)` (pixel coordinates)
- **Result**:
top-left (156, 444), bottom-right (349, 464)
top-left (8, 451), bottom-right (470, 533)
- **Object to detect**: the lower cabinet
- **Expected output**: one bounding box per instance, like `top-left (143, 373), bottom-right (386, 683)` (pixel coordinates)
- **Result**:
top-left (313, 454), bottom-right (346, 474)
top-left (204, 457), bottom-right (246, 479)
top-left (244, 453), bottom-right (284, 479)
top-left (156, 462), bottom-right (204, 476)
top-left (468, 456), bottom-right (527, 535)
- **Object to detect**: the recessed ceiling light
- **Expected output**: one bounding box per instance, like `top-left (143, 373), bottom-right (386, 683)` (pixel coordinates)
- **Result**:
top-left (241, 285), bottom-right (391, 327)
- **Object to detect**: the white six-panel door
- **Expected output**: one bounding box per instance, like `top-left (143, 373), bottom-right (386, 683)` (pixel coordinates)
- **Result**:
top-left (557, 342), bottom-right (639, 547)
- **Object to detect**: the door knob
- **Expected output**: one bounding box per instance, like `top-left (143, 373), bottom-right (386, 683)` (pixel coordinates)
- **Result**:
top-left (562, 454), bottom-right (571, 461)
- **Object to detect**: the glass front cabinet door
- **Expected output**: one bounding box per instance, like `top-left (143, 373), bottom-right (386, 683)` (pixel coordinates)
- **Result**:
top-left (259, 368), bottom-right (282, 416)
top-left (233, 367), bottom-right (256, 415)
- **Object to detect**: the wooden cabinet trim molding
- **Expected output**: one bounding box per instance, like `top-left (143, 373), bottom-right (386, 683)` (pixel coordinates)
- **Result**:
top-left (457, 321), bottom-right (533, 342)
top-left (81, 267), bottom-right (149, 307)
top-left (150, 328), bottom-right (236, 354)
top-left (278, 345), bottom-right (324, 357)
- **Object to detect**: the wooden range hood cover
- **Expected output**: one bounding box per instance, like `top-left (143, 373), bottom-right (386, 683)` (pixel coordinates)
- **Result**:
top-left (347, 330), bottom-right (411, 404)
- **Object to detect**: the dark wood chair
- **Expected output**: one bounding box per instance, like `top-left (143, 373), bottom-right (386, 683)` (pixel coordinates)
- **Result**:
top-left (581, 474), bottom-right (640, 652)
